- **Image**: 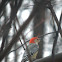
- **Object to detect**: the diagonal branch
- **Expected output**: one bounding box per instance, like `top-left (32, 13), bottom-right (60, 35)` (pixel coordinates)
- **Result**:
top-left (14, 18), bottom-right (25, 50)
top-left (48, 2), bottom-right (62, 37)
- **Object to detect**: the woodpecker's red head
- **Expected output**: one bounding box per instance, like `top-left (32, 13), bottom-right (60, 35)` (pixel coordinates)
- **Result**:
top-left (29, 37), bottom-right (40, 44)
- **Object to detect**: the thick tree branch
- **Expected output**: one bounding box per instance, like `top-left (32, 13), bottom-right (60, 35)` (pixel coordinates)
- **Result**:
top-left (33, 52), bottom-right (62, 62)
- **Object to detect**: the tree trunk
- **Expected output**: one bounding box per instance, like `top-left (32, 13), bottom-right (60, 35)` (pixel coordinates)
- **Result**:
top-left (33, 6), bottom-right (45, 59)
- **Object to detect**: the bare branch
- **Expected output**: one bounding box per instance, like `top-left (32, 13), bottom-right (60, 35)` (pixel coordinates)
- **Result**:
top-left (0, 2), bottom-right (38, 61)
top-left (33, 52), bottom-right (62, 62)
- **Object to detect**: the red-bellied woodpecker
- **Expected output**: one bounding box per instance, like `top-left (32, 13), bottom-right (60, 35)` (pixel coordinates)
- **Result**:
top-left (21, 37), bottom-right (40, 62)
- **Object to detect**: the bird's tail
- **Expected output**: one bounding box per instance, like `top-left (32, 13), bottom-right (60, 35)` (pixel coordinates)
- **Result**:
top-left (21, 59), bottom-right (25, 62)
top-left (21, 59), bottom-right (28, 62)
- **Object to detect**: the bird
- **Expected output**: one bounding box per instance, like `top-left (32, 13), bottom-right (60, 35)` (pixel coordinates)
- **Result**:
top-left (21, 37), bottom-right (40, 62)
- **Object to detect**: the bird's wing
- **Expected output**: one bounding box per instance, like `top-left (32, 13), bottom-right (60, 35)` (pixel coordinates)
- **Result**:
top-left (22, 44), bottom-right (39, 61)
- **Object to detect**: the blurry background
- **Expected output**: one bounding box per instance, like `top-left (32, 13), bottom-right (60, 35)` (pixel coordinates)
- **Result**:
top-left (0, 0), bottom-right (62, 62)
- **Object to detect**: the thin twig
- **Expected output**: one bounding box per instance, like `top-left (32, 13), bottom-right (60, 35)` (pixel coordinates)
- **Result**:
top-left (9, 40), bottom-right (29, 53)
top-left (15, 16), bottom-right (20, 27)
top-left (9, 31), bottom-right (59, 54)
